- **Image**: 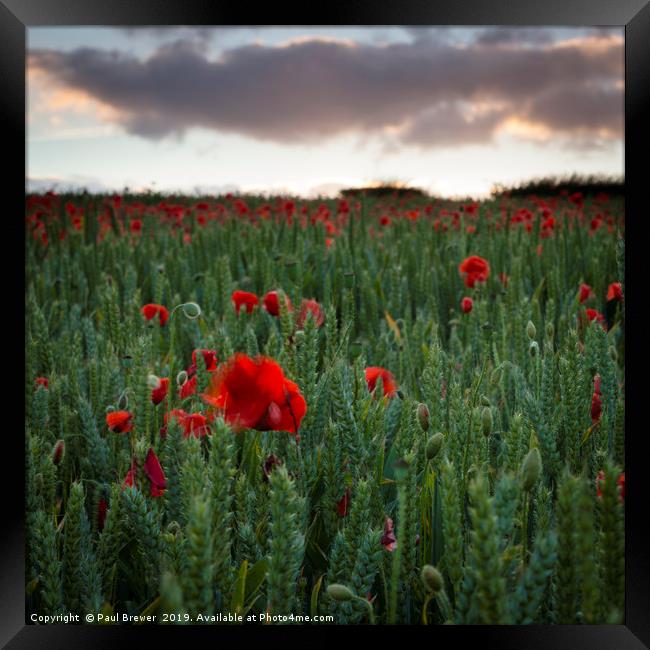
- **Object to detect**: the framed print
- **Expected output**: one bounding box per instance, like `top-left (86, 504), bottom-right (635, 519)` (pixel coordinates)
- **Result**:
top-left (3, 0), bottom-right (649, 647)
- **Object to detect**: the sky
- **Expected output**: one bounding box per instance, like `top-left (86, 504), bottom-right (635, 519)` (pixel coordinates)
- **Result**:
top-left (27, 26), bottom-right (624, 198)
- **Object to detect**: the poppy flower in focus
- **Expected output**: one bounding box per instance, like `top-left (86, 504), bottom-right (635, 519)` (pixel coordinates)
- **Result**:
top-left (296, 299), bottom-right (325, 328)
top-left (579, 283), bottom-right (594, 304)
top-left (262, 290), bottom-right (293, 317)
top-left (606, 282), bottom-right (623, 302)
top-left (461, 297), bottom-right (473, 314)
top-left (381, 516), bottom-right (397, 552)
top-left (336, 487), bottom-right (351, 517)
top-left (35, 376), bottom-right (49, 390)
top-left (143, 448), bottom-right (166, 497)
top-left (458, 255), bottom-right (490, 288)
top-left (201, 353), bottom-right (306, 435)
top-left (106, 410), bottom-right (133, 433)
top-left (150, 377), bottom-right (169, 405)
top-left (141, 303), bottom-right (169, 327)
top-left (232, 290), bottom-right (259, 314)
top-left (365, 367), bottom-right (398, 398)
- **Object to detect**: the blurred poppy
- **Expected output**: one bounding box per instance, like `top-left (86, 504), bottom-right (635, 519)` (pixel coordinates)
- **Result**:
top-left (458, 255), bottom-right (490, 288)
top-left (263, 290), bottom-right (293, 317)
top-left (606, 282), bottom-right (623, 302)
top-left (232, 290), bottom-right (259, 314)
top-left (143, 448), bottom-right (166, 497)
top-left (141, 303), bottom-right (169, 327)
top-left (296, 299), bottom-right (325, 328)
top-left (461, 297), bottom-right (473, 314)
top-left (106, 410), bottom-right (133, 433)
top-left (365, 367), bottom-right (398, 398)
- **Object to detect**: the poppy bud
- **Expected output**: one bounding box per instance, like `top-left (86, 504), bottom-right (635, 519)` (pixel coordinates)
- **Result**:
top-left (526, 321), bottom-right (536, 340)
top-left (52, 440), bottom-right (65, 466)
top-left (147, 374), bottom-right (160, 389)
top-left (425, 433), bottom-right (444, 460)
top-left (294, 330), bottom-right (306, 343)
top-left (481, 407), bottom-right (492, 437)
top-left (344, 271), bottom-right (355, 288)
top-left (521, 447), bottom-right (542, 491)
top-left (529, 341), bottom-right (539, 357)
top-left (394, 458), bottom-right (410, 481)
top-left (480, 395), bottom-right (491, 407)
top-left (327, 584), bottom-right (355, 602)
top-left (176, 370), bottom-right (188, 386)
top-left (417, 403), bottom-right (430, 431)
top-left (421, 565), bottom-right (444, 594)
top-left (121, 355), bottom-right (133, 369)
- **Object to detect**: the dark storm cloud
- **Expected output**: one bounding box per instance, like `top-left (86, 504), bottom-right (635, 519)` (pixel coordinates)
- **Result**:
top-left (29, 32), bottom-right (623, 149)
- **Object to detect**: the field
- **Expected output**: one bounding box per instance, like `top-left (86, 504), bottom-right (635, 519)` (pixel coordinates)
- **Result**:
top-left (25, 190), bottom-right (625, 625)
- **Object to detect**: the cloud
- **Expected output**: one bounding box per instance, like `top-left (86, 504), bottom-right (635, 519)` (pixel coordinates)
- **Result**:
top-left (28, 30), bottom-right (623, 150)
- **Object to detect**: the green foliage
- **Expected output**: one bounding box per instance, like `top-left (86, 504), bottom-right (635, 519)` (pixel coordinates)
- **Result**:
top-left (25, 191), bottom-right (625, 625)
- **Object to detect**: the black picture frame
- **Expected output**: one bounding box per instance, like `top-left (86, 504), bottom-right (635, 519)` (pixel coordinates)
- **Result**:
top-left (5, 1), bottom-right (648, 647)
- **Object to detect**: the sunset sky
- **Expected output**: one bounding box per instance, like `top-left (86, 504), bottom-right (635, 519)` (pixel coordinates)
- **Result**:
top-left (27, 26), bottom-right (624, 198)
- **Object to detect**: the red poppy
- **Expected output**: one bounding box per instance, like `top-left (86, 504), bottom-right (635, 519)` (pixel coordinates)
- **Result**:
top-left (336, 487), bottom-right (351, 517)
top-left (141, 303), bottom-right (169, 327)
top-left (150, 377), bottom-right (169, 405)
top-left (458, 255), bottom-right (490, 288)
top-left (122, 460), bottom-right (137, 490)
top-left (163, 409), bottom-right (210, 438)
top-left (179, 375), bottom-right (197, 399)
top-left (296, 299), bottom-right (325, 328)
top-left (461, 297), bottom-right (473, 314)
top-left (52, 440), bottom-right (65, 466)
top-left (262, 290), bottom-right (293, 317)
top-left (591, 392), bottom-right (602, 424)
top-left (365, 367), bottom-right (398, 398)
top-left (97, 498), bottom-right (108, 532)
top-left (498, 272), bottom-right (509, 288)
top-left (606, 282), bottom-right (623, 302)
top-left (381, 516), bottom-right (397, 552)
top-left (380, 215), bottom-right (391, 227)
top-left (143, 448), bottom-right (166, 497)
top-left (201, 353), bottom-right (306, 435)
top-left (35, 376), bottom-right (49, 390)
top-left (617, 473), bottom-right (625, 501)
top-left (232, 290), bottom-right (259, 314)
top-left (579, 283), bottom-right (594, 304)
top-left (130, 219), bottom-right (143, 234)
top-left (188, 348), bottom-right (219, 374)
top-left (585, 308), bottom-right (606, 325)
top-left (106, 410), bottom-right (133, 433)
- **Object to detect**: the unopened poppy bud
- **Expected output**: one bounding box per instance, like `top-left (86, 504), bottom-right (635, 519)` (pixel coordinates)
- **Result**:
top-left (176, 370), bottom-right (188, 386)
top-left (344, 271), bottom-right (355, 288)
top-left (421, 565), bottom-right (444, 594)
top-left (521, 447), bottom-right (542, 491)
top-left (526, 321), bottom-right (537, 340)
top-left (327, 584), bottom-right (355, 602)
top-left (147, 374), bottom-right (160, 389)
top-left (52, 440), bottom-right (65, 466)
top-left (529, 341), bottom-right (539, 357)
top-left (417, 403), bottom-right (430, 431)
top-left (425, 433), bottom-right (444, 460)
top-left (481, 406), bottom-right (493, 437)
top-left (394, 458), bottom-right (410, 481)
